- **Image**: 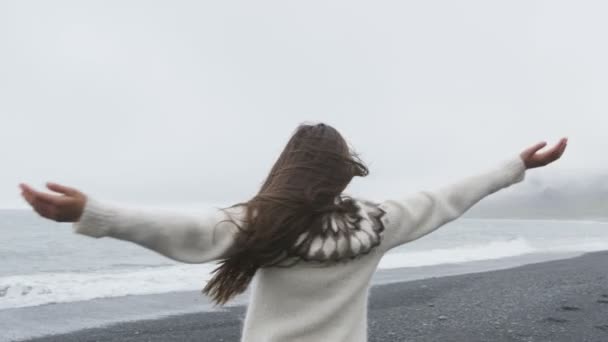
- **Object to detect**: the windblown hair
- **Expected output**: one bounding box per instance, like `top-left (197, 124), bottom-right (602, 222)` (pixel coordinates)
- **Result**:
top-left (203, 123), bottom-right (369, 305)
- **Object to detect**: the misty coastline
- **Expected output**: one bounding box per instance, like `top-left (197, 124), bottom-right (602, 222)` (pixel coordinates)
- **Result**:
top-left (466, 172), bottom-right (608, 221)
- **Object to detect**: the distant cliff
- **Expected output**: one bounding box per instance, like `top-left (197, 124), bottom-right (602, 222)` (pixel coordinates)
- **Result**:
top-left (467, 171), bottom-right (608, 220)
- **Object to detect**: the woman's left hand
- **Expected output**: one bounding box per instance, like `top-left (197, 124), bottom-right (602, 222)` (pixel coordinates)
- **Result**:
top-left (19, 183), bottom-right (87, 222)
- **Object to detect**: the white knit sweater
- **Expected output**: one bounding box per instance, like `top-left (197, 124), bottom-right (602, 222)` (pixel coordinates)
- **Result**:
top-left (74, 157), bottom-right (526, 342)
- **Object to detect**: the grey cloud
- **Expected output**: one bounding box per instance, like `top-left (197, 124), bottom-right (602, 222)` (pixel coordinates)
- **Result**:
top-left (1, 0), bottom-right (606, 208)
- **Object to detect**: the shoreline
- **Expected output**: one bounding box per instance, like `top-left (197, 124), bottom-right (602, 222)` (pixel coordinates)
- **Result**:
top-left (2, 250), bottom-right (598, 342)
top-left (18, 250), bottom-right (608, 342)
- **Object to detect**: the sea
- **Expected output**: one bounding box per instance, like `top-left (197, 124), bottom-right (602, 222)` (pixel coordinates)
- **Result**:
top-left (2, 209), bottom-right (608, 311)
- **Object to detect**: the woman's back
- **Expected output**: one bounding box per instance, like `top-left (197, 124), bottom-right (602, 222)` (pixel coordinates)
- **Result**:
top-left (245, 248), bottom-right (383, 342)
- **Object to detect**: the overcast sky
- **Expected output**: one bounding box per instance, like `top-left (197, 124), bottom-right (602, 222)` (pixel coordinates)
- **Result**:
top-left (1, 0), bottom-right (606, 208)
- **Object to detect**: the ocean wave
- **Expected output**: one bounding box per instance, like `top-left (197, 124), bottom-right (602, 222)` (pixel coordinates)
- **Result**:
top-left (2, 237), bottom-right (608, 310)
top-left (379, 238), bottom-right (536, 269)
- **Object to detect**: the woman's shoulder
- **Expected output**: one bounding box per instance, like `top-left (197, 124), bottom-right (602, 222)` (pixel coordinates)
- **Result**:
top-left (346, 197), bottom-right (387, 219)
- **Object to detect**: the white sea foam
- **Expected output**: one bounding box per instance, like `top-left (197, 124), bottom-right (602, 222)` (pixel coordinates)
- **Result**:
top-left (380, 237), bottom-right (608, 269)
top-left (0, 264), bottom-right (215, 310)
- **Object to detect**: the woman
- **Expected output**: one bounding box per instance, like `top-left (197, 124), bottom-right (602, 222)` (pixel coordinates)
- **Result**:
top-left (20, 123), bottom-right (567, 342)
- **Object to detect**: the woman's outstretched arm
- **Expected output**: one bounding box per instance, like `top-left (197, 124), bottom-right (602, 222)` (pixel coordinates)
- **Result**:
top-left (19, 183), bottom-right (241, 263)
top-left (378, 138), bottom-right (568, 251)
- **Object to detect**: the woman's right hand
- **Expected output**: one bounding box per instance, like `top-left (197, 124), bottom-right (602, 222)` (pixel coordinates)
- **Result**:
top-left (520, 138), bottom-right (568, 169)
top-left (19, 182), bottom-right (87, 222)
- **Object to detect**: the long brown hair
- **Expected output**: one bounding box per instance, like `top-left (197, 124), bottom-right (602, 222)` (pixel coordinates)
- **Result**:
top-left (203, 123), bottom-right (369, 305)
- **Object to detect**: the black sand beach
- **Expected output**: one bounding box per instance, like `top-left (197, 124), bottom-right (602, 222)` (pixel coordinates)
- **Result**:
top-left (19, 251), bottom-right (608, 342)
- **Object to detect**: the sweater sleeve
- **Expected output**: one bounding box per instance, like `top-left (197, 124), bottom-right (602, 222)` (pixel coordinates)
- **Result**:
top-left (378, 157), bottom-right (526, 251)
top-left (73, 199), bottom-right (242, 263)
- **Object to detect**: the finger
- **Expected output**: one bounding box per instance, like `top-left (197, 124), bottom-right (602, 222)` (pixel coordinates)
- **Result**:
top-left (46, 182), bottom-right (79, 196)
top-left (21, 185), bottom-right (62, 205)
top-left (20, 187), bottom-right (35, 206)
top-left (557, 138), bottom-right (568, 156)
top-left (552, 138), bottom-right (568, 157)
top-left (19, 184), bottom-right (61, 218)
top-left (522, 141), bottom-right (547, 157)
top-left (19, 183), bottom-right (36, 194)
top-left (20, 184), bottom-right (40, 206)
top-left (537, 139), bottom-right (566, 161)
